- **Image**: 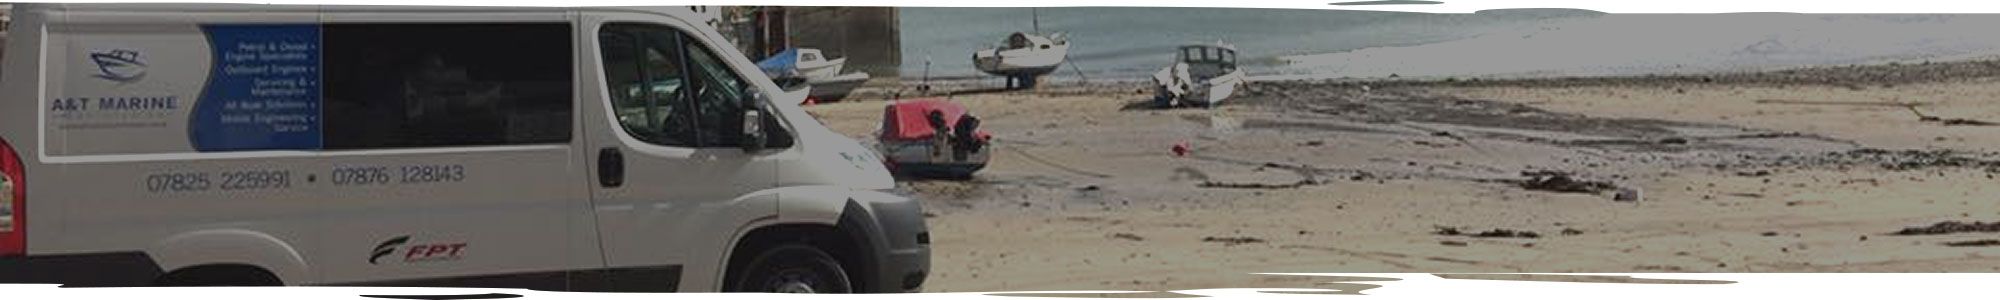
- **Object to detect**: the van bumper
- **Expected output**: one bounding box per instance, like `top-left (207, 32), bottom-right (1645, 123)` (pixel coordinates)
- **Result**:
top-left (0, 252), bottom-right (165, 287)
top-left (843, 191), bottom-right (931, 293)
top-left (869, 235), bottom-right (929, 293)
top-left (873, 230), bottom-right (929, 293)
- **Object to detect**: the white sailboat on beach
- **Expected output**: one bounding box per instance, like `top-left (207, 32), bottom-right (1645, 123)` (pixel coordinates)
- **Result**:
top-left (972, 7), bottom-right (1071, 89)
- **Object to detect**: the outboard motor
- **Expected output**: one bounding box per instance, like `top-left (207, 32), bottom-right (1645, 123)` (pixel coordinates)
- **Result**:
top-left (951, 114), bottom-right (985, 161)
top-left (926, 110), bottom-right (951, 157)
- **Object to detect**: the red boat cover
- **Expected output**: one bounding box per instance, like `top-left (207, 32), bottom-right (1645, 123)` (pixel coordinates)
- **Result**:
top-left (880, 99), bottom-right (992, 141)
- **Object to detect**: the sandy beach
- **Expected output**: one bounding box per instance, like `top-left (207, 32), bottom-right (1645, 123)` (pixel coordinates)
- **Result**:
top-left (804, 60), bottom-right (2000, 292)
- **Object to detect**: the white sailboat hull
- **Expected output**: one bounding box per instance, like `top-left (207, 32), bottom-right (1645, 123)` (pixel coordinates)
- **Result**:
top-left (972, 44), bottom-right (1069, 77)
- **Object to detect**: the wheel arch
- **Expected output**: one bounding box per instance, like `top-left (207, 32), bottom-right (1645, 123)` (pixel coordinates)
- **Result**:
top-left (719, 218), bottom-right (877, 293)
top-left (712, 185), bottom-right (890, 292)
top-left (145, 228), bottom-right (308, 285)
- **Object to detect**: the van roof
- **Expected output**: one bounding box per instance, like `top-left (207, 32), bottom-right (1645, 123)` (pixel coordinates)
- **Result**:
top-left (14, 3), bottom-right (710, 20)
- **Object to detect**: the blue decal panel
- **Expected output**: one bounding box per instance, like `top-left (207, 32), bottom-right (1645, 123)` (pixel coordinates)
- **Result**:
top-left (192, 24), bottom-right (323, 151)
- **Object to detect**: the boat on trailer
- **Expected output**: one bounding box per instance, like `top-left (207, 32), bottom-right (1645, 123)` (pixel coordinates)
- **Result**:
top-left (970, 8), bottom-right (1071, 89)
top-left (972, 32), bottom-right (1070, 88)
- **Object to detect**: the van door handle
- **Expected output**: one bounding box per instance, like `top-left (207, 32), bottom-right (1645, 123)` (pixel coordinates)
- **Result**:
top-left (599, 147), bottom-right (624, 188)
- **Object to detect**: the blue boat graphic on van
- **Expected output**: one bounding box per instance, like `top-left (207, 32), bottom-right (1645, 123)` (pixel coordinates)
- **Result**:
top-left (89, 49), bottom-right (147, 83)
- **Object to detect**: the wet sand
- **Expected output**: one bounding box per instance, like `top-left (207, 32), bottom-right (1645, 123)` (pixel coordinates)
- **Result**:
top-left (804, 60), bottom-right (2000, 292)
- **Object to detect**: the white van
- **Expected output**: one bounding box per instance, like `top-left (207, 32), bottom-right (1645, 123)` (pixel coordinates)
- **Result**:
top-left (0, 4), bottom-right (929, 293)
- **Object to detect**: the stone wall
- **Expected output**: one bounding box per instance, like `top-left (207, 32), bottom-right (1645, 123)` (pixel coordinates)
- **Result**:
top-left (784, 7), bottom-right (901, 79)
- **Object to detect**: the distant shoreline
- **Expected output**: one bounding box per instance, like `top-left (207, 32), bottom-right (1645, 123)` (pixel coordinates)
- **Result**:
top-left (1257, 58), bottom-right (2000, 90)
top-left (833, 58), bottom-right (2000, 102)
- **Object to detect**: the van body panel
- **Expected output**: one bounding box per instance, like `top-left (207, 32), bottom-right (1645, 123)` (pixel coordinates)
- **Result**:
top-left (0, 4), bottom-right (55, 253)
top-left (771, 185), bottom-right (852, 226)
top-left (0, 4), bottom-right (927, 292)
top-left (45, 147), bottom-right (587, 285)
top-left (320, 12), bottom-right (571, 23)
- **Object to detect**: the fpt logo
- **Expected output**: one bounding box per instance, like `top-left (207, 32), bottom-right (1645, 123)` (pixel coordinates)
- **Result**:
top-left (87, 49), bottom-right (148, 83)
top-left (369, 235), bottom-right (468, 265)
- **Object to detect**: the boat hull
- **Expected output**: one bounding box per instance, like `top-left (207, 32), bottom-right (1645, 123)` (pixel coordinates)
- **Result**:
top-left (1155, 69), bottom-right (1247, 107)
top-left (1190, 71), bottom-right (1246, 105)
top-left (879, 140), bottom-right (991, 179)
top-left (972, 45), bottom-right (1069, 77)
top-left (797, 57), bottom-right (846, 80)
top-left (806, 72), bottom-right (870, 102)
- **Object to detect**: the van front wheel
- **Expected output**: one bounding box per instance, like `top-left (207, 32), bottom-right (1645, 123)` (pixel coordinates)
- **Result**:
top-left (728, 244), bottom-right (853, 293)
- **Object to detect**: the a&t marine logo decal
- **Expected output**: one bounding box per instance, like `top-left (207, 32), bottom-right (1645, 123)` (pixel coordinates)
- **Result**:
top-left (370, 235), bottom-right (469, 265)
top-left (88, 49), bottom-right (148, 83)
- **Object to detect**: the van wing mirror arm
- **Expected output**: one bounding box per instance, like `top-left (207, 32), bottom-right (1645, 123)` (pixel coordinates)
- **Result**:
top-left (740, 86), bottom-right (769, 153)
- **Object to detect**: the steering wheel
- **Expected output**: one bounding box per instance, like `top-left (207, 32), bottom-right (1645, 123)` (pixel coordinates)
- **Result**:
top-left (616, 82), bottom-right (698, 145)
top-left (690, 80), bottom-right (744, 144)
top-left (657, 88), bottom-right (696, 143)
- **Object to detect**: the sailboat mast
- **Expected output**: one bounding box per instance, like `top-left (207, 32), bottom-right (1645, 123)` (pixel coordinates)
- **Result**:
top-left (1032, 7), bottom-right (1040, 33)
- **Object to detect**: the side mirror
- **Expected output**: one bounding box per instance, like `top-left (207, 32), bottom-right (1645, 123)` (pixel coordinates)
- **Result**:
top-left (740, 87), bottom-right (769, 153)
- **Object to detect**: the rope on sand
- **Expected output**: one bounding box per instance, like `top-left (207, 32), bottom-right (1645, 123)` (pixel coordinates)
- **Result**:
top-left (1393, 122), bottom-right (1492, 156)
top-left (995, 142), bottom-right (1115, 179)
top-left (1065, 53), bottom-right (1089, 84)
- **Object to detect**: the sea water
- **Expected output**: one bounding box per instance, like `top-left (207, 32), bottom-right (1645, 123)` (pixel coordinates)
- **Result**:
top-left (899, 7), bottom-right (2000, 81)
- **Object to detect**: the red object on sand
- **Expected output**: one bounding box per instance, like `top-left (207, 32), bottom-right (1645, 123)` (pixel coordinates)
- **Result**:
top-left (1172, 141), bottom-right (1191, 157)
top-left (881, 98), bottom-right (992, 142)
top-left (802, 96), bottom-right (820, 106)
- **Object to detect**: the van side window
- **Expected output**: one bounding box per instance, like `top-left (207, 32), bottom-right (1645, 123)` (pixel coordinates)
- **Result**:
top-left (601, 23), bottom-right (782, 149)
top-left (599, 24), bottom-right (698, 147)
top-left (321, 23), bottom-right (574, 149)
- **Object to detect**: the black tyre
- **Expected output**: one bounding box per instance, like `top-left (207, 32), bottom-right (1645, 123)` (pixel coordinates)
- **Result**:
top-left (154, 265), bottom-right (282, 287)
top-left (728, 244), bottom-right (853, 293)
